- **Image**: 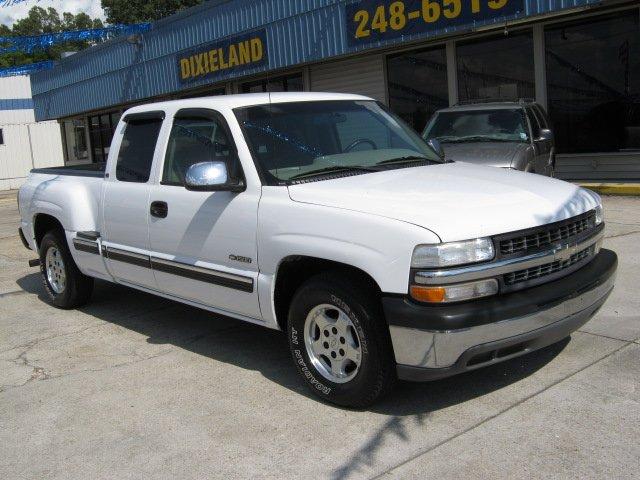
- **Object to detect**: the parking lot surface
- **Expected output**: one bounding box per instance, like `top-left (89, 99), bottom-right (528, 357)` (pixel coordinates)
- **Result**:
top-left (1, 191), bottom-right (638, 479)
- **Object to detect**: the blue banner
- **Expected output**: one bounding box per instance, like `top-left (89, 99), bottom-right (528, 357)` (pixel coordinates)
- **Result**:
top-left (177, 29), bottom-right (268, 84)
top-left (0, 60), bottom-right (54, 77)
top-left (0, 23), bottom-right (151, 54)
top-left (345, 0), bottom-right (525, 46)
top-left (0, 0), bottom-right (30, 7)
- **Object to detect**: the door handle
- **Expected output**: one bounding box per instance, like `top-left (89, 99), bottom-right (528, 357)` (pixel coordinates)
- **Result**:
top-left (150, 201), bottom-right (168, 218)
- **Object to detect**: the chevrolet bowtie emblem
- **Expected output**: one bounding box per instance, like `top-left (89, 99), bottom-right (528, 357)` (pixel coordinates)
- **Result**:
top-left (553, 243), bottom-right (578, 262)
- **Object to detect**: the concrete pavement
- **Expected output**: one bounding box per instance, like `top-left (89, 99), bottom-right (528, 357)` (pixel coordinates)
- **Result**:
top-left (1, 195), bottom-right (638, 480)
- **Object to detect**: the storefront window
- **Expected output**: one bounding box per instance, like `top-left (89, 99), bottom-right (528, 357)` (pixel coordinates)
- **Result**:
top-left (62, 118), bottom-right (89, 163)
top-left (387, 46), bottom-right (448, 132)
top-left (88, 111), bottom-right (121, 162)
top-left (241, 73), bottom-right (304, 93)
top-left (545, 12), bottom-right (640, 154)
top-left (179, 87), bottom-right (226, 98)
top-left (457, 31), bottom-right (535, 102)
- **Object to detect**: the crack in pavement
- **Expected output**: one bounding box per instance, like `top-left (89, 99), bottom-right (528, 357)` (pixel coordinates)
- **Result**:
top-left (0, 290), bottom-right (30, 299)
top-left (0, 347), bottom-right (176, 393)
top-left (605, 230), bottom-right (640, 240)
top-left (372, 340), bottom-right (634, 479)
top-left (577, 329), bottom-right (638, 344)
top-left (0, 323), bottom-right (240, 393)
top-left (0, 322), bottom-right (110, 356)
top-left (0, 301), bottom-right (175, 356)
top-left (0, 302), bottom-right (182, 392)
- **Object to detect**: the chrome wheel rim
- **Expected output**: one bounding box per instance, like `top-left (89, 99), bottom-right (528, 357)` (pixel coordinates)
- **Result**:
top-left (45, 246), bottom-right (66, 294)
top-left (304, 304), bottom-right (362, 384)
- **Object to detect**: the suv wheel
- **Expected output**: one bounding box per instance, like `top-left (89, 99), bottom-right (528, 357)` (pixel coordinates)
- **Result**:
top-left (287, 272), bottom-right (396, 408)
top-left (39, 230), bottom-right (94, 309)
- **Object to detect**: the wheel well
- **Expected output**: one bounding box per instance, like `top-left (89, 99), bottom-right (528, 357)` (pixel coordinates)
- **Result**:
top-left (33, 214), bottom-right (64, 250)
top-left (273, 256), bottom-right (381, 331)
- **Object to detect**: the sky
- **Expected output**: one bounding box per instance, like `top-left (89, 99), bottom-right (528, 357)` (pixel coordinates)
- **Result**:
top-left (0, 0), bottom-right (105, 27)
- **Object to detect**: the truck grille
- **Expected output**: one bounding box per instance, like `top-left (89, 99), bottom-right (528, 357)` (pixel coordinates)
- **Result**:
top-left (499, 211), bottom-right (595, 256)
top-left (503, 246), bottom-right (592, 286)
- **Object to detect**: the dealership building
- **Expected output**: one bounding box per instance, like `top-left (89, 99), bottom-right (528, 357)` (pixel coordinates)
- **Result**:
top-left (30, 0), bottom-right (639, 180)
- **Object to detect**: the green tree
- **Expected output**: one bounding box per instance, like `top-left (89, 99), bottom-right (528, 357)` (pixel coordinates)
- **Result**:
top-left (101, 0), bottom-right (204, 24)
top-left (0, 6), bottom-right (105, 70)
top-left (11, 6), bottom-right (62, 36)
top-left (0, 24), bottom-right (12, 37)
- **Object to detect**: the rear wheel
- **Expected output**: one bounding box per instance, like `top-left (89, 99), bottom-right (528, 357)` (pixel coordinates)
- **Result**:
top-left (287, 272), bottom-right (396, 408)
top-left (39, 230), bottom-right (93, 309)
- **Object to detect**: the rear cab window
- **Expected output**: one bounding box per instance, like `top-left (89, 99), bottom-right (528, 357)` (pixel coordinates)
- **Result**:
top-left (115, 112), bottom-right (164, 183)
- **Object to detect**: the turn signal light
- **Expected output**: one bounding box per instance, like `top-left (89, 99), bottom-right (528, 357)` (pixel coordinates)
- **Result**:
top-left (409, 286), bottom-right (446, 303)
top-left (410, 279), bottom-right (498, 303)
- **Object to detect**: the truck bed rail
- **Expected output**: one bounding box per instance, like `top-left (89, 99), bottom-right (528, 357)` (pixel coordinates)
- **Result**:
top-left (31, 162), bottom-right (106, 178)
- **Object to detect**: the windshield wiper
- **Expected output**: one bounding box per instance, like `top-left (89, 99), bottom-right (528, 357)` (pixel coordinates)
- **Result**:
top-left (432, 136), bottom-right (460, 143)
top-left (448, 135), bottom-right (514, 143)
top-left (288, 165), bottom-right (379, 182)
top-left (375, 155), bottom-right (439, 166)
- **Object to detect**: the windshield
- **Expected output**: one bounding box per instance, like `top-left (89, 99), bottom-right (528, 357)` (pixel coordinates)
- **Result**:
top-left (423, 109), bottom-right (529, 144)
top-left (234, 100), bottom-right (440, 184)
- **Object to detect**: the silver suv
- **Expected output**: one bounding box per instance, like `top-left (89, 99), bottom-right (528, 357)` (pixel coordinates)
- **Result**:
top-left (423, 100), bottom-right (555, 177)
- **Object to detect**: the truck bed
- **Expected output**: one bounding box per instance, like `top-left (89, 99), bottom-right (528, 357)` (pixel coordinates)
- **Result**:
top-left (31, 162), bottom-right (106, 178)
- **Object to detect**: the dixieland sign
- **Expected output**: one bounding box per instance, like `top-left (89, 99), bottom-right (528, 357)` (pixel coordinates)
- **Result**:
top-left (177, 29), bottom-right (268, 84)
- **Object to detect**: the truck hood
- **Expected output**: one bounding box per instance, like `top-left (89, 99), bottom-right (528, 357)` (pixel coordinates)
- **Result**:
top-left (287, 162), bottom-right (599, 242)
top-left (441, 141), bottom-right (528, 168)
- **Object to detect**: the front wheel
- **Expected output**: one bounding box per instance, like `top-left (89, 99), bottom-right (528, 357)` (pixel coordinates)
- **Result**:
top-left (39, 230), bottom-right (94, 309)
top-left (287, 272), bottom-right (396, 408)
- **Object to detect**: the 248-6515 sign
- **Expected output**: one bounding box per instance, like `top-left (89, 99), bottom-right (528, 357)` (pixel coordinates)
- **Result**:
top-left (345, 0), bottom-right (524, 46)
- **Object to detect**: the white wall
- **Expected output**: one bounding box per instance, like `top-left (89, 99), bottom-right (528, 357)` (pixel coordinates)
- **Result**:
top-left (0, 122), bottom-right (64, 191)
top-left (0, 75), bottom-right (31, 97)
top-left (0, 108), bottom-right (35, 124)
top-left (0, 75), bottom-right (64, 190)
top-left (0, 75), bottom-right (35, 124)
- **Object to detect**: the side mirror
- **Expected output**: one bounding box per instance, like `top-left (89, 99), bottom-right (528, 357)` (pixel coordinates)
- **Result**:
top-left (184, 161), bottom-right (245, 192)
top-left (538, 128), bottom-right (553, 142)
top-left (427, 138), bottom-right (445, 159)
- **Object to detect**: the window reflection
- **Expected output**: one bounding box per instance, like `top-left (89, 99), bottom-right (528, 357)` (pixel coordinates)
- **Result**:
top-left (457, 32), bottom-right (535, 102)
top-left (545, 12), bottom-right (640, 154)
top-left (387, 46), bottom-right (448, 132)
top-left (179, 87), bottom-right (226, 99)
top-left (62, 118), bottom-right (89, 163)
top-left (424, 109), bottom-right (529, 143)
top-left (241, 73), bottom-right (304, 93)
top-left (88, 111), bottom-right (121, 163)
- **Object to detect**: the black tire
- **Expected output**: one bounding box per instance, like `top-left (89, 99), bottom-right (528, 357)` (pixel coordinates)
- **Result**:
top-left (287, 271), bottom-right (396, 408)
top-left (38, 230), bottom-right (94, 309)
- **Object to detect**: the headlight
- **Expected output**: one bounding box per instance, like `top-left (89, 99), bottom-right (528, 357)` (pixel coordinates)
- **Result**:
top-left (411, 238), bottom-right (495, 268)
top-left (410, 279), bottom-right (498, 303)
top-left (595, 204), bottom-right (603, 225)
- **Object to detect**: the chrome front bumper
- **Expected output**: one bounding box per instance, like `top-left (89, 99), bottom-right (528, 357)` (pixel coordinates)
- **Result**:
top-left (385, 249), bottom-right (617, 380)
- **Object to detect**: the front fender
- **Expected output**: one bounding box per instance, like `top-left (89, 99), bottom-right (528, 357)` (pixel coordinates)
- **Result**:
top-left (257, 188), bottom-right (441, 325)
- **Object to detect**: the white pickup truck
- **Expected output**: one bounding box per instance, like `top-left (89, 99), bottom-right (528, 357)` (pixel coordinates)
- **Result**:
top-left (18, 93), bottom-right (617, 407)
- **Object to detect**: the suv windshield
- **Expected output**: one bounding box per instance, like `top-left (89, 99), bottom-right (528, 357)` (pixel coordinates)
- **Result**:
top-left (423, 108), bottom-right (529, 144)
top-left (234, 100), bottom-right (440, 184)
